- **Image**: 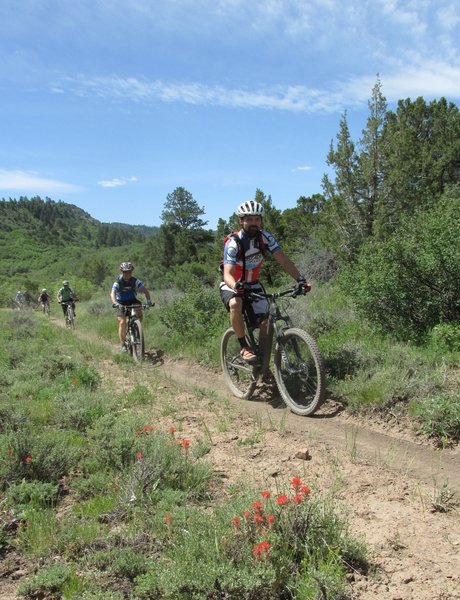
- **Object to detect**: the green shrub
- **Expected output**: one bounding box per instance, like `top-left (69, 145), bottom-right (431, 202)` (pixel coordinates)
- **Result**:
top-left (67, 365), bottom-right (101, 389)
top-left (0, 405), bottom-right (28, 433)
top-left (411, 393), bottom-right (460, 444)
top-left (5, 481), bottom-right (59, 509)
top-left (53, 390), bottom-right (114, 431)
top-left (85, 297), bottom-right (111, 317)
top-left (0, 428), bottom-right (83, 488)
top-left (427, 323), bottom-right (460, 354)
top-left (135, 480), bottom-right (367, 599)
top-left (159, 280), bottom-right (226, 342)
top-left (344, 187), bottom-right (460, 340)
top-left (18, 563), bottom-right (78, 598)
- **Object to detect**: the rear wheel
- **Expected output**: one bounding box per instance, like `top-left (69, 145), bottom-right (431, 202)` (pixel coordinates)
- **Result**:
top-left (273, 328), bottom-right (325, 416)
top-left (130, 319), bottom-right (144, 361)
top-left (220, 328), bottom-right (257, 399)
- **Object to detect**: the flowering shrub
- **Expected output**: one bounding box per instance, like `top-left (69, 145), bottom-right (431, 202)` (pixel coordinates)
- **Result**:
top-left (228, 477), bottom-right (313, 566)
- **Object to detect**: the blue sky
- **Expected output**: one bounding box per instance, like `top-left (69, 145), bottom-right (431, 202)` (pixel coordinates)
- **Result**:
top-left (1, 0), bottom-right (459, 229)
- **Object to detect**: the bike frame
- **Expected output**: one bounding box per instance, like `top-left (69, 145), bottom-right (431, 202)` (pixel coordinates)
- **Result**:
top-left (61, 301), bottom-right (75, 327)
top-left (243, 288), bottom-right (297, 373)
top-left (113, 303), bottom-right (151, 359)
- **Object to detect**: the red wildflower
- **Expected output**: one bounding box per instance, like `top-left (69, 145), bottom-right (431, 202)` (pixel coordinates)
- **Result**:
top-left (266, 514), bottom-right (276, 528)
top-left (182, 438), bottom-right (190, 448)
top-left (253, 514), bottom-right (264, 525)
top-left (276, 494), bottom-right (289, 506)
top-left (135, 451), bottom-right (144, 460)
top-left (261, 490), bottom-right (271, 499)
top-left (243, 510), bottom-right (251, 521)
top-left (252, 540), bottom-right (271, 560)
top-left (291, 476), bottom-right (302, 490)
top-left (252, 500), bottom-right (263, 513)
top-left (143, 425), bottom-right (154, 433)
top-left (24, 454), bottom-right (32, 464)
top-left (292, 494), bottom-right (303, 505)
top-left (300, 484), bottom-right (311, 496)
top-left (231, 516), bottom-right (240, 529)
top-left (169, 426), bottom-right (176, 435)
top-left (165, 514), bottom-right (172, 531)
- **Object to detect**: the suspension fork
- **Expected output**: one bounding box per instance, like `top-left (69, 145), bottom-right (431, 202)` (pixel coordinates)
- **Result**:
top-left (258, 318), bottom-right (274, 374)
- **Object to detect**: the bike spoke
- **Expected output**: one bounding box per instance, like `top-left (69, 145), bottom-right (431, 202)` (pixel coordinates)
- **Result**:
top-left (274, 328), bottom-right (325, 416)
top-left (221, 328), bottom-right (257, 399)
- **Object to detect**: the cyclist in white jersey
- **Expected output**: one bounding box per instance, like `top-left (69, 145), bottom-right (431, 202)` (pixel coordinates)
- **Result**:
top-left (219, 200), bottom-right (310, 363)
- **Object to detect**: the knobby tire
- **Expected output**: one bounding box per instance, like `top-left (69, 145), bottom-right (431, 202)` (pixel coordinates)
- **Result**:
top-left (220, 328), bottom-right (257, 399)
top-left (273, 327), bottom-right (325, 416)
top-left (66, 306), bottom-right (75, 330)
top-left (130, 319), bottom-right (144, 361)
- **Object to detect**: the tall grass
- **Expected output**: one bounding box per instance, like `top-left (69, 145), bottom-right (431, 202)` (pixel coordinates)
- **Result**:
top-left (0, 309), bottom-right (367, 599)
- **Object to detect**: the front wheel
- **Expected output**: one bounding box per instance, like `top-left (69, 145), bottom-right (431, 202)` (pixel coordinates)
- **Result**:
top-left (65, 306), bottom-right (75, 330)
top-left (130, 319), bottom-right (144, 361)
top-left (220, 328), bottom-right (258, 399)
top-left (274, 327), bottom-right (325, 416)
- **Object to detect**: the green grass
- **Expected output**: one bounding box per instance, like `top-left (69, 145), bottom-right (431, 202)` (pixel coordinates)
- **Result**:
top-left (0, 308), bottom-right (368, 599)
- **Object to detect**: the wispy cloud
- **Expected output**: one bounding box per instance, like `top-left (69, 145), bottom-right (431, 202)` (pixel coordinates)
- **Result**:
top-left (60, 76), bottom-right (366, 113)
top-left (292, 165), bottom-right (313, 172)
top-left (59, 61), bottom-right (460, 115)
top-left (98, 176), bottom-right (138, 188)
top-left (0, 169), bottom-right (80, 193)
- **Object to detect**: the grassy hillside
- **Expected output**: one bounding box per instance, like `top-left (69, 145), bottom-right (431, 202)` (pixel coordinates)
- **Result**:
top-left (0, 197), bottom-right (158, 304)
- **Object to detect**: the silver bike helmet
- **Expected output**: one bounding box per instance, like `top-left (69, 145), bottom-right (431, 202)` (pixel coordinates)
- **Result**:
top-left (63, 281), bottom-right (69, 286)
top-left (120, 261), bottom-right (134, 272)
top-left (237, 200), bottom-right (264, 217)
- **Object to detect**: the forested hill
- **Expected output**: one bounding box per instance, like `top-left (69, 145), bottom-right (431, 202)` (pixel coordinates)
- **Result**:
top-left (0, 197), bottom-right (158, 247)
top-left (0, 197), bottom-right (159, 299)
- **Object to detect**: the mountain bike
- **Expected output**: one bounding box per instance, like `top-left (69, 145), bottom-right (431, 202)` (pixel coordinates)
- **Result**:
top-left (40, 301), bottom-right (50, 316)
top-left (220, 286), bottom-right (325, 416)
top-left (113, 304), bottom-right (152, 361)
top-left (61, 301), bottom-right (76, 329)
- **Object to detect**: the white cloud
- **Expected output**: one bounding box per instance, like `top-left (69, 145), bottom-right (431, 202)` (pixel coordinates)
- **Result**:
top-left (63, 76), bottom-right (365, 113)
top-left (98, 176), bottom-right (138, 188)
top-left (61, 60), bottom-right (460, 115)
top-left (292, 165), bottom-right (313, 172)
top-left (0, 169), bottom-right (80, 193)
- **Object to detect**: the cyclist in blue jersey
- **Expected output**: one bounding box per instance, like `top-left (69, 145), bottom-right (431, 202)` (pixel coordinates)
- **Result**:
top-left (110, 261), bottom-right (152, 352)
top-left (219, 200), bottom-right (310, 363)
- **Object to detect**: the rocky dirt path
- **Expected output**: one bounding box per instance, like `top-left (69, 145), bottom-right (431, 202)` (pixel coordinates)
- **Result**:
top-left (14, 317), bottom-right (457, 600)
top-left (111, 352), bottom-right (460, 600)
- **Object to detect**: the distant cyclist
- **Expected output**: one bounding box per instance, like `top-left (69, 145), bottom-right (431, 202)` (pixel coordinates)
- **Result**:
top-left (219, 200), bottom-right (310, 363)
top-left (57, 281), bottom-right (77, 318)
top-left (38, 288), bottom-right (51, 312)
top-left (14, 290), bottom-right (26, 309)
top-left (110, 262), bottom-right (153, 352)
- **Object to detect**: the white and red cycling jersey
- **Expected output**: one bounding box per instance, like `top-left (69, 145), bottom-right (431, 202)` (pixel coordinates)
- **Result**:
top-left (221, 229), bottom-right (280, 286)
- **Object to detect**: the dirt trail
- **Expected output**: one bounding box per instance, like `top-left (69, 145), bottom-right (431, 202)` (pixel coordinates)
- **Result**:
top-left (31, 317), bottom-right (460, 600)
top-left (158, 357), bottom-right (460, 493)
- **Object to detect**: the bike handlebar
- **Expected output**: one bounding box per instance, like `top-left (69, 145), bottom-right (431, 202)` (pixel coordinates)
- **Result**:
top-left (245, 285), bottom-right (306, 301)
top-left (112, 303), bottom-right (154, 309)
